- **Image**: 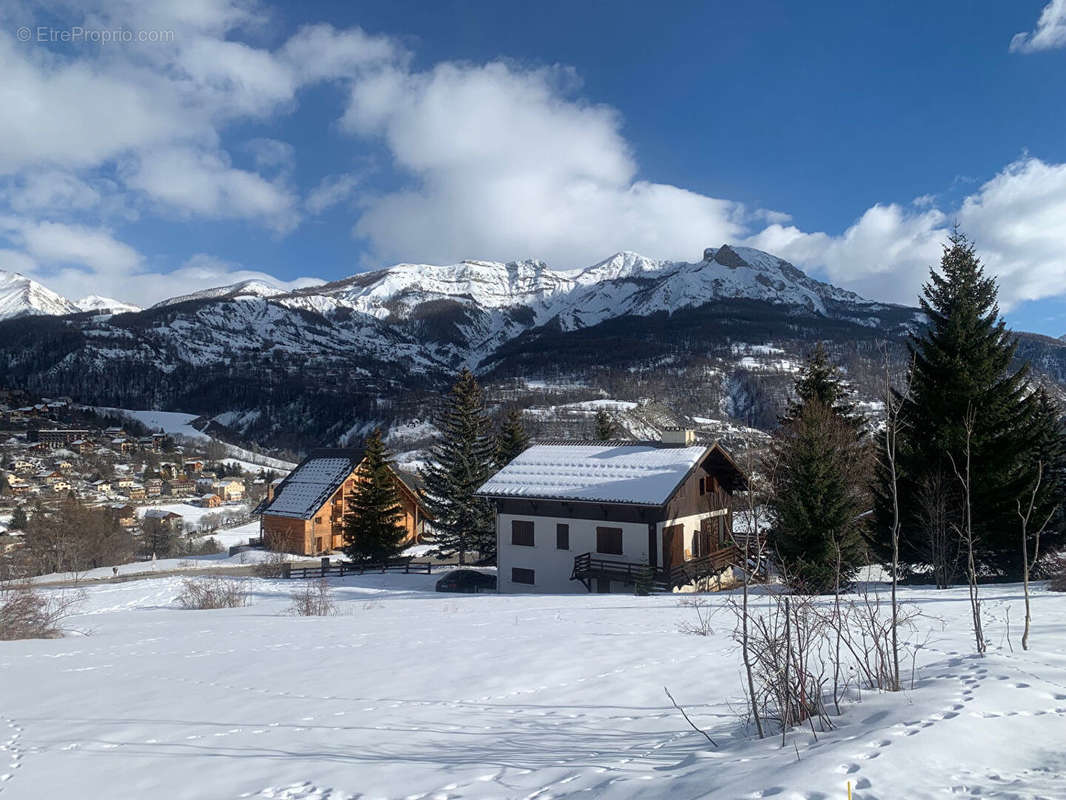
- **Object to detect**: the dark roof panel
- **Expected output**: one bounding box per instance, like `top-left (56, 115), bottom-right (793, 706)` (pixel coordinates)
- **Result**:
top-left (261, 450), bottom-right (360, 520)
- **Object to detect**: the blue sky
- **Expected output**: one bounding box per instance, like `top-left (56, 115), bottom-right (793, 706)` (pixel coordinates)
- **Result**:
top-left (2, 0), bottom-right (1066, 335)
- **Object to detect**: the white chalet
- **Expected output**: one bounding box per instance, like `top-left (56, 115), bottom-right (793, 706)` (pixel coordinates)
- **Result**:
top-left (476, 430), bottom-right (747, 594)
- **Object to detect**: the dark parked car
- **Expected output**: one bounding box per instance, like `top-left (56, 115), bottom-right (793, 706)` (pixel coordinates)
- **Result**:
top-left (435, 569), bottom-right (497, 593)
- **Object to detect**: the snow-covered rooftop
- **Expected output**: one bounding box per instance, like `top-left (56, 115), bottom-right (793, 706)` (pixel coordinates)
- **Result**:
top-left (143, 508), bottom-right (181, 519)
top-left (477, 442), bottom-right (709, 505)
top-left (263, 456), bottom-right (357, 519)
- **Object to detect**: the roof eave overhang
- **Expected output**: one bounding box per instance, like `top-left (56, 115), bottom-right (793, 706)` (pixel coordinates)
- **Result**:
top-left (475, 492), bottom-right (665, 509)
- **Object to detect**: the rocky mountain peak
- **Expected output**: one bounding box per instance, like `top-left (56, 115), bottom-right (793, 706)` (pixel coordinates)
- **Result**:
top-left (0, 269), bottom-right (79, 320)
top-left (708, 244), bottom-right (750, 269)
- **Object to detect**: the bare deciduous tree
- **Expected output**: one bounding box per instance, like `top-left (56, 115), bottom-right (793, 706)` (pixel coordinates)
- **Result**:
top-left (880, 347), bottom-right (913, 691)
top-left (727, 444), bottom-right (773, 739)
top-left (948, 405), bottom-right (985, 654)
top-left (916, 471), bottom-right (960, 589)
top-left (1016, 460), bottom-right (1057, 651)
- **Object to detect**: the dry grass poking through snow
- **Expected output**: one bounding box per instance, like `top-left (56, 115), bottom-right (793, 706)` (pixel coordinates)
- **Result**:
top-left (287, 578), bottom-right (336, 616)
top-left (175, 576), bottom-right (249, 609)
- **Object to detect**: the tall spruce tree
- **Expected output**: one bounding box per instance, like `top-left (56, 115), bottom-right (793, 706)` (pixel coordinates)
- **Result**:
top-left (881, 230), bottom-right (1048, 578)
top-left (495, 409), bottom-right (531, 468)
top-left (768, 350), bottom-right (869, 593)
top-left (343, 429), bottom-right (407, 563)
top-left (419, 369), bottom-right (497, 565)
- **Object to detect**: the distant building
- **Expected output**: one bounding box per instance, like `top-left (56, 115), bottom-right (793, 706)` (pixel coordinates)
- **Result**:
top-left (162, 478), bottom-right (195, 496)
top-left (212, 479), bottom-right (244, 502)
top-left (111, 504), bottom-right (138, 527)
top-left (142, 508), bottom-right (184, 531)
top-left (27, 429), bottom-right (92, 447)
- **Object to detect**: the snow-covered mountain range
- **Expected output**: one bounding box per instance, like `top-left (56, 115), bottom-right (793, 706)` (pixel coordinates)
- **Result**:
top-left (0, 270), bottom-right (79, 319)
top-left (2, 245), bottom-right (889, 328)
top-left (74, 295), bottom-right (142, 315)
top-left (2, 245), bottom-right (1062, 447)
top-left (0, 271), bottom-right (143, 320)
top-left (151, 279), bottom-right (289, 309)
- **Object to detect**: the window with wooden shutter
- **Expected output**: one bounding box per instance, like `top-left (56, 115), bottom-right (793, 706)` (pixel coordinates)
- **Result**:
top-left (511, 567), bottom-right (535, 585)
top-left (511, 520), bottom-right (535, 547)
top-left (556, 523), bottom-right (569, 550)
top-left (596, 526), bottom-right (623, 555)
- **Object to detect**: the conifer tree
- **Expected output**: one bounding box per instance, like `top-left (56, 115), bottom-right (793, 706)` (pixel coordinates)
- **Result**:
top-left (10, 505), bottom-right (28, 531)
top-left (495, 409), bottom-right (531, 468)
top-left (594, 409), bottom-right (615, 440)
top-left (419, 369), bottom-right (496, 565)
top-left (343, 429), bottom-right (407, 563)
top-left (781, 342), bottom-right (857, 424)
top-left (1027, 388), bottom-right (1066, 546)
top-left (883, 229), bottom-right (1050, 578)
top-left (768, 350), bottom-right (869, 593)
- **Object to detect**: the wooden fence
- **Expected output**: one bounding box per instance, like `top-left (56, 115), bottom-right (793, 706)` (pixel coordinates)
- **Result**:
top-left (282, 558), bottom-right (434, 579)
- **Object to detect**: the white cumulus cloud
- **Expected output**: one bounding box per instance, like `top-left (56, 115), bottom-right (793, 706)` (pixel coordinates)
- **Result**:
top-left (341, 61), bottom-right (750, 267)
top-left (123, 146), bottom-right (299, 232)
top-left (1010, 0), bottom-right (1066, 53)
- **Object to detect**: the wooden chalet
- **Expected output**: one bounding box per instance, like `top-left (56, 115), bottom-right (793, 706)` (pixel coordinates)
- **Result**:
top-left (476, 429), bottom-right (749, 593)
top-left (142, 508), bottom-right (184, 531)
top-left (259, 448), bottom-right (428, 556)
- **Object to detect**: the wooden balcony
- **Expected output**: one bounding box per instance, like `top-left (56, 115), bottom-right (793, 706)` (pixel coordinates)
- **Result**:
top-left (570, 543), bottom-right (760, 593)
top-left (569, 552), bottom-right (666, 591)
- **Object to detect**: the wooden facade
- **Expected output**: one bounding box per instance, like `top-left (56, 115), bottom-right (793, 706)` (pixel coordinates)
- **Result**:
top-left (260, 458), bottom-right (427, 556)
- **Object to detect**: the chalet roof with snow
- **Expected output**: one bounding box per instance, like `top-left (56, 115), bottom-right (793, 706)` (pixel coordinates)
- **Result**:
top-left (143, 509), bottom-right (182, 520)
top-left (260, 449), bottom-right (362, 520)
top-left (476, 440), bottom-right (745, 506)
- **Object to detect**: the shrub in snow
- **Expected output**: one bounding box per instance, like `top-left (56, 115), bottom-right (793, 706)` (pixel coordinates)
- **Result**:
top-left (288, 578), bottom-right (335, 617)
top-left (176, 577), bottom-right (248, 609)
top-left (677, 596), bottom-right (714, 636)
top-left (0, 583), bottom-right (83, 640)
top-left (252, 550), bottom-right (288, 578)
top-left (189, 537), bottom-right (222, 556)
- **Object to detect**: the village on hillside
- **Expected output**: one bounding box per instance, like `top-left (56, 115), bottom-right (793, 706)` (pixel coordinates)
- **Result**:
top-left (0, 394), bottom-right (286, 572)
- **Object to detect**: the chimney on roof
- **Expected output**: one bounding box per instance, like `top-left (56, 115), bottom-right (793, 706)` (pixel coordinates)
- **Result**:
top-left (660, 427), bottom-right (696, 446)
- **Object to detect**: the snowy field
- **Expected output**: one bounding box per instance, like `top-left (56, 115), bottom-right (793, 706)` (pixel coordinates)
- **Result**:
top-left (93, 408), bottom-right (210, 440)
top-left (1, 578), bottom-right (1065, 799)
top-left (91, 407), bottom-right (297, 472)
top-left (136, 501), bottom-right (250, 526)
top-left (31, 546), bottom-right (287, 585)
